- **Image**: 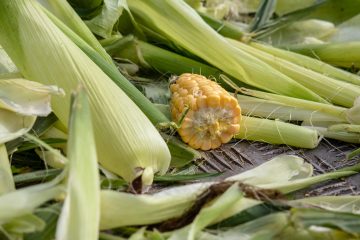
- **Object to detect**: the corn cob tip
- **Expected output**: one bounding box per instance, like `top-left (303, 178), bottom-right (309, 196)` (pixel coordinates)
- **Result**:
top-left (170, 73), bottom-right (241, 150)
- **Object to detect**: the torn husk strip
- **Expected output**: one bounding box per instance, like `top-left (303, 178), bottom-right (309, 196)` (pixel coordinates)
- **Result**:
top-left (0, 0), bottom-right (170, 185)
top-left (235, 116), bottom-right (320, 149)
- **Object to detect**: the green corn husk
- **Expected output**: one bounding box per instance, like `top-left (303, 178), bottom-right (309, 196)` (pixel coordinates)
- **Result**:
top-left (0, 0), bottom-right (171, 186)
top-left (235, 88), bottom-right (349, 121)
top-left (328, 124), bottom-right (360, 133)
top-left (105, 37), bottom-right (255, 91)
top-left (258, 19), bottom-right (336, 46)
top-left (307, 126), bottom-right (360, 144)
top-left (0, 145), bottom-right (14, 195)
top-left (67, 0), bottom-right (103, 18)
top-left (41, 5), bottom-right (168, 125)
top-left (167, 184), bottom-right (244, 240)
top-left (99, 155), bottom-right (358, 229)
top-left (288, 41), bottom-right (360, 68)
top-left (84, 0), bottom-right (132, 39)
top-left (237, 95), bottom-right (346, 123)
top-left (105, 36), bottom-right (223, 79)
top-left (39, 0), bottom-right (114, 65)
top-left (235, 116), bottom-right (320, 149)
top-left (197, 11), bottom-right (247, 41)
top-left (55, 88), bottom-right (100, 240)
top-left (291, 196), bottom-right (360, 215)
top-left (0, 177), bottom-right (64, 225)
top-left (228, 39), bottom-right (360, 107)
top-left (0, 78), bottom-right (61, 145)
top-left (41, 5), bottom-right (200, 167)
top-left (250, 42), bottom-right (360, 86)
top-left (204, 213), bottom-right (289, 240)
top-left (0, 47), bottom-right (18, 75)
top-left (128, 0), bottom-right (327, 103)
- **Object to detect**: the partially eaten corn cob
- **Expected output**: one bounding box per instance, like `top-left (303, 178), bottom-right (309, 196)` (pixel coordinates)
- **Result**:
top-left (170, 74), bottom-right (241, 150)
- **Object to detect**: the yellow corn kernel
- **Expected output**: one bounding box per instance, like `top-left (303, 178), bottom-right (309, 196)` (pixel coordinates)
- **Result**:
top-left (170, 73), bottom-right (241, 150)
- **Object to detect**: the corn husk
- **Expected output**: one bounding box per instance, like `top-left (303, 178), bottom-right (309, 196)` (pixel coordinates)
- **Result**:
top-left (258, 19), bottom-right (335, 45)
top-left (0, 47), bottom-right (18, 74)
top-left (250, 42), bottom-right (360, 86)
top-left (168, 184), bottom-right (244, 240)
top-left (0, 177), bottom-right (64, 225)
top-left (291, 196), bottom-right (360, 215)
top-left (0, 0), bottom-right (171, 185)
top-left (128, 0), bottom-right (327, 103)
top-left (38, 0), bottom-right (114, 65)
top-left (229, 39), bottom-right (360, 107)
top-left (235, 116), bottom-right (320, 149)
top-left (0, 145), bottom-right (14, 195)
top-left (288, 41), bottom-right (360, 68)
top-left (42, 5), bottom-right (199, 167)
top-left (2, 214), bottom-right (46, 238)
top-left (237, 95), bottom-right (346, 122)
top-left (56, 88), bottom-right (100, 240)
top-left (84, 0), bottom-right (131, 39)
top-left (99, 155), bottom-right (357, 229)
top-left (0, 78), bottom-right (61, 144)
top-left (0, 78), bottom-right (63, 116)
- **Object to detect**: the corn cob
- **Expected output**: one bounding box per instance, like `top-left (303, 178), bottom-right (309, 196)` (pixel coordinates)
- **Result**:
top-left (170, 74), bottom-right (241, 150)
